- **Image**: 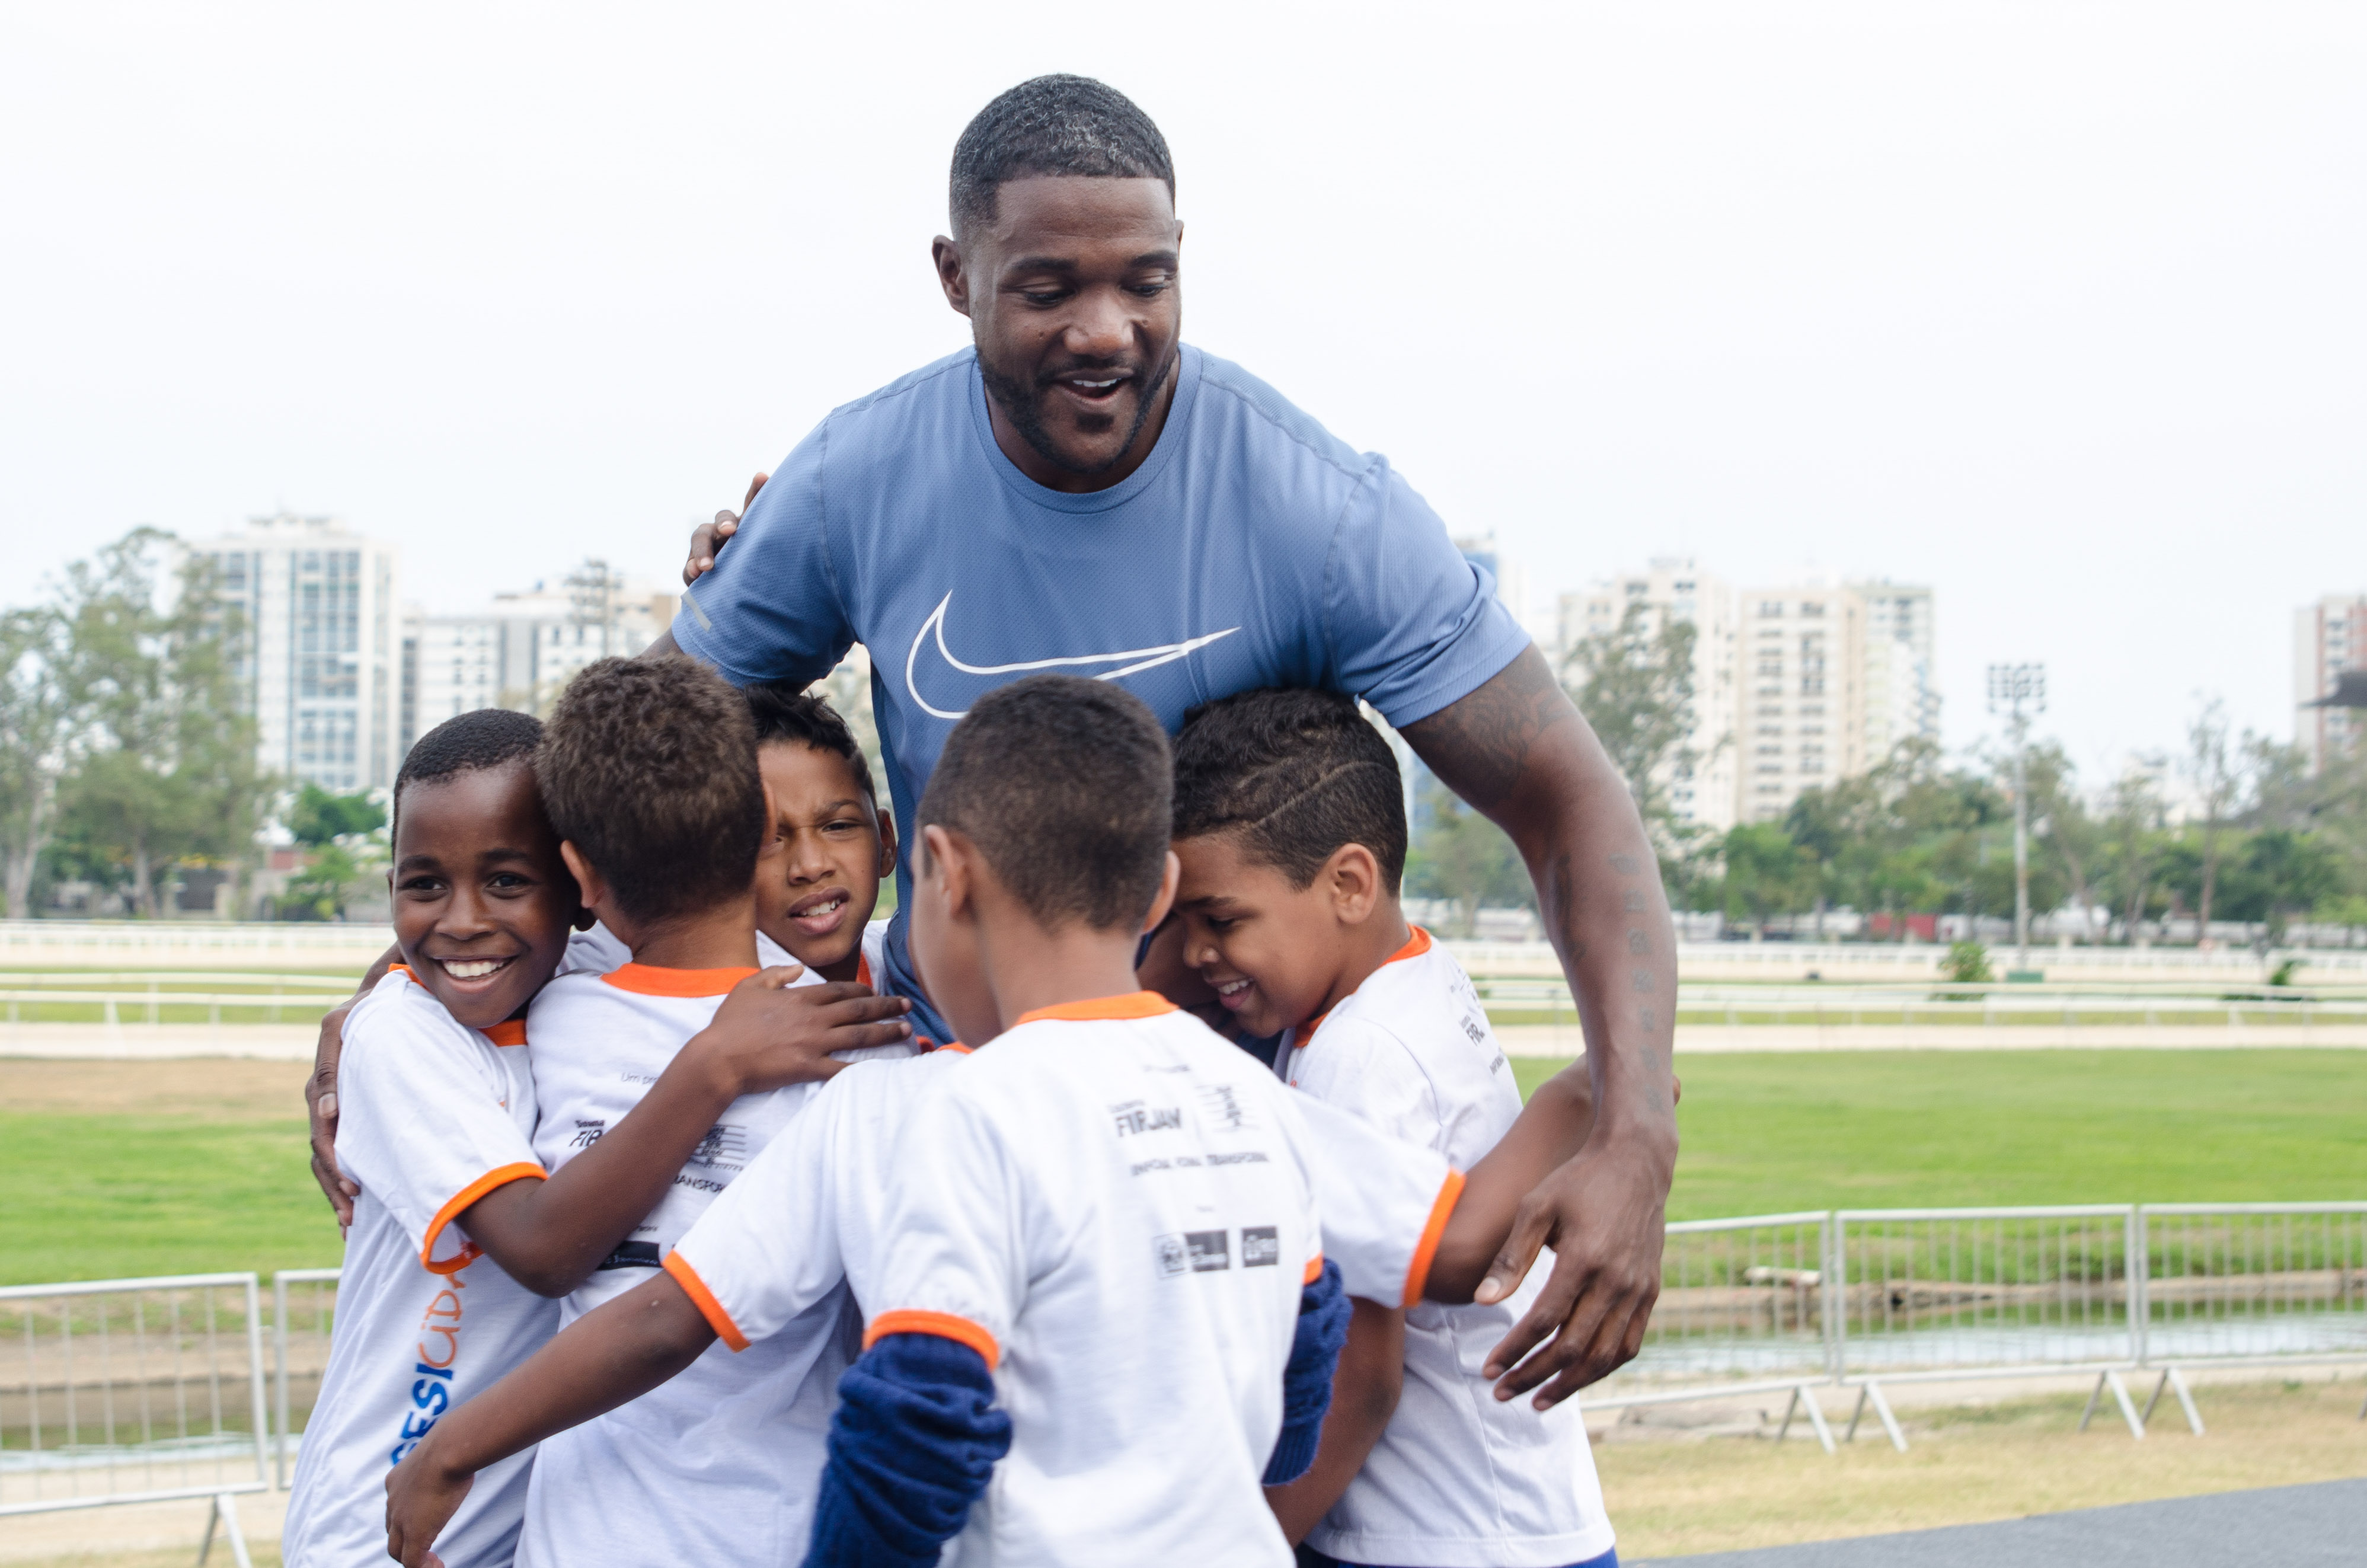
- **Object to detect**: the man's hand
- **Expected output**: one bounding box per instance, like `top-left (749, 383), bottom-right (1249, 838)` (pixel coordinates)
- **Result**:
top-left (1475, 1136), bottom-right (1672, 1409)
top-left (684, 965), bottom-right (912, 1095)
top-left (385, 1435), bottom-right (472, 1568)
top-left (306, 999), bottom-right (359, 1230)
top-left (683, 472), bottom-right (767, 586)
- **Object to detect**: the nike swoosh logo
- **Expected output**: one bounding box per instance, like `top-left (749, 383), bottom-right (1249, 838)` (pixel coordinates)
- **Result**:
top-left (903, 593), bottom-right (1241, 720)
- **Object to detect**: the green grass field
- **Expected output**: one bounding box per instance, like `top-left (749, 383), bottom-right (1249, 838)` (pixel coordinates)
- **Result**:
top-left (1524, 1048), bottom-right (2367, 1219)
top-left (4, 1050), bottom-right (2363, 1286)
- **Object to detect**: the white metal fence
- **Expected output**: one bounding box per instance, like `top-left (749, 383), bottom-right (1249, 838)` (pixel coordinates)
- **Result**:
top-left (1, 1273), bottom-right (271, 1564)
top-left (1580, 1200), bottom-right (2367, 1452)
top-left (9, 1202), bottom-right (2362, 1548)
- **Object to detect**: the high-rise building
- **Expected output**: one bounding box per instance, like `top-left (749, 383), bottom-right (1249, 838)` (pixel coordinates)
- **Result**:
top-left (1556, 558), bottom-right (1741, 834)
top-left (399, 564), bottom-right (680, 752)
top-left (1853, 581), bottom-right (1940, 764)
top-left (196, 513), bottom-right (404, 794)
top-left (1736, 580), bottom-right (1867, 822)
top-left (2295, 594), bottom-right (2367, 774)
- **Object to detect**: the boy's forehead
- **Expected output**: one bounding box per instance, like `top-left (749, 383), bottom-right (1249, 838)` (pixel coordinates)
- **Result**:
top-left (759, 739), bottom-right (870, 800)
top-left (394, 762), bottom-right (548, 854)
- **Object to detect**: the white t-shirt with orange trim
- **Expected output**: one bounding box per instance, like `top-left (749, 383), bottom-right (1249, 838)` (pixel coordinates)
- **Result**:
top-left (1279, 930), bottom-right (1614, 1568)
top-left (284, 968), bottom-right (557, 1568)
top-left (864, 994), bottom-right (1324, 1568)
top-left (512, 961), bottom-right (918, 1568)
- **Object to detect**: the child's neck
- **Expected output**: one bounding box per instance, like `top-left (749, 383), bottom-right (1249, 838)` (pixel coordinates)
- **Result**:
top-left (980, 919), bottom-right (1147, 1035)
top-left (1312, 902), bottom-right (1416, 1023)
top-left (609, 892), bottom-right (762, 972)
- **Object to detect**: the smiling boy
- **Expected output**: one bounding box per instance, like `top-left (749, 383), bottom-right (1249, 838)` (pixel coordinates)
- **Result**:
top-left (1172, 689), bottom-right (1617, 1568)
top-left (283, 710), bottom-right (887, 1568)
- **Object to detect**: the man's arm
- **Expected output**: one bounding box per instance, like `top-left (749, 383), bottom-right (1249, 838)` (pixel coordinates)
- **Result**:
top-left (307, 943), bottom-right (400, 1227)
top-left (386, 1273), bottom-right (716, 1568)
top-left (1400, 644), bottom-right (1678, 1409)
top-left (1263, 1297), bottom-right (1402, 1544)
top-left (456, 969), bottom-right (909, 1296)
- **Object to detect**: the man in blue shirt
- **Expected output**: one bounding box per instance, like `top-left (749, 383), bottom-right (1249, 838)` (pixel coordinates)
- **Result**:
top-left (662, 76), bottom-right (1676, 1409)
top-left (310, 74), bottom-right (1675, 1410)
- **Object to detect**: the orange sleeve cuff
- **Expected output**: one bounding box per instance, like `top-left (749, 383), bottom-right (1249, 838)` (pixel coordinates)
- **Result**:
top-left (864, 1309), bottom-right (1001, 1370)
top-left (1403, 1167), bottom-right (1467, 1307)
top-left (1303, 1253), bottom-right (1326, 1285)
top-left (662, 1250), bottom-right (750, 1352)
top-left (420, 1162), bottom-right (545, 1272)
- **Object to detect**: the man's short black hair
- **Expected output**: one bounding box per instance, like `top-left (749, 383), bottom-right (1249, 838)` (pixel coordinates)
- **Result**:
top-left (916, 673), bottom-right (1171, 931)
top-left (950, 75), bottom-right (1174, 237)
top-left (537, 657), bottom-right (766, 925)
top-left (392, 708), bottom-right (543, 833)
top-left (1172, 688), bottom-right (1407, 895)
top-left (744, 681), bottom-right (876, 803)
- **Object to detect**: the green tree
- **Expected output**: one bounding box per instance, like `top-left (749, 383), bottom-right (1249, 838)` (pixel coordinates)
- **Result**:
top-left (1404, 777), bottom-right (1532, 938)
top-left (1561, 602), bottom-right (1719, 881)
top-left (0, 605), bottom-right (77, 918)
top-left (1717, 821), bottom-right (1815, 937)
top-left (53, 531), bottom-right (267, 917)
top-left (288, 783), bottom-right (385, 846)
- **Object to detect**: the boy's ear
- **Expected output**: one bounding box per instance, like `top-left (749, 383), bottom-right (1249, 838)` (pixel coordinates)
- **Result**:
top-left (919, 825), bottom-right (970, 918)
top-left (1141, 850), bottom-right (1181, 935)
top-left (756, 777), bottom-right (783, 856)
top-left (558, 841), bottom-right (611, 918)
top-left (1323, 843), bottom-right (1383, 927)
top-left (874, 804), bottom-right (899, 880)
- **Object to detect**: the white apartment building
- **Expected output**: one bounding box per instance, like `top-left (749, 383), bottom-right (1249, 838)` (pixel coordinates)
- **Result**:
top-left (401, 565), bottom-right (679, 752)
top-left (196, 513), bottom-right (404, 794)
top-left (1557, 558), bottom-right (1741, 834)
top-left (1737, 581), bottom-right (1867, 823)
top-left (2295, 593), bottom-right (2367, 774)
top-left (1853, 581), bottom-right (1941, 763)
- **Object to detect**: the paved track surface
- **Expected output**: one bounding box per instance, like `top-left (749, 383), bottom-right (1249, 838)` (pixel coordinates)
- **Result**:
top-left (1647, 1478), bottom-right (2366, 1566)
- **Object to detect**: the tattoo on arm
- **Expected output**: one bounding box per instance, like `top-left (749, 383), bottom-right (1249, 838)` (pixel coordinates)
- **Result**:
top-left (1398, 646), bottom-right (1574, 812)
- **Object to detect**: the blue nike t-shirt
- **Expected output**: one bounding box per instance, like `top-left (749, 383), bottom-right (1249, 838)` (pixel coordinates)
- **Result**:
top-left (673, 343), bottom-right (1531, 1037)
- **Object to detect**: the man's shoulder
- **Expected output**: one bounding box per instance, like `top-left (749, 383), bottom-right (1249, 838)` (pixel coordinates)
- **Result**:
top-left (814, 349), bottom-right (978, 445)
top-left (1184, 347), bottom-right (1376, 490)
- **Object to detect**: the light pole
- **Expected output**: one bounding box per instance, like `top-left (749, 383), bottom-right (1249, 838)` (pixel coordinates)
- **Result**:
top-left (1987, 663), bottom-right (2046, 975)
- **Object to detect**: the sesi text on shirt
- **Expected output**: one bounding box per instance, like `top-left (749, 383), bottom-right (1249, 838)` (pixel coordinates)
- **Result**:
top-left (863, 994), bottom-right (1325, 1567)
top-left (282, 969), bottom-right (554, 1568)
top-left (511, 960), bottom-right (916, 1568)
top-left (1279, 930), bottom-right (1616, 1568)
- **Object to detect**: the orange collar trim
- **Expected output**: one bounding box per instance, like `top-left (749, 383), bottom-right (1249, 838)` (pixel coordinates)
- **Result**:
top-left (601, 963), bottom-right (758, 998)
top-left (855, 953), bottom-right (871, 990)
top-left (933, 1040), bottom-right (972, 1055)
top-left (1012, 991), bottom-right (1178, 1027)
top-left (1296, 927), bottom-right (1432, 1050)
top-left (483, 1020), bottom-right (528, 1048)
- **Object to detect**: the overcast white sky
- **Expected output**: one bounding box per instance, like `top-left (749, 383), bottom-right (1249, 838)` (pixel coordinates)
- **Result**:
top-left (4, 2), bottom-right (2360, 778)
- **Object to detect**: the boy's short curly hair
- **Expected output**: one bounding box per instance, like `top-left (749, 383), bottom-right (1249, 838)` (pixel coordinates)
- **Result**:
top-left (392, 708), bottom-right (543, 834)
top-left (743, 681), bottom-right (876, 804)
top-left (536, 656), bottom-right (765, 924)
top-left (1171, 688), bottom-right (1407, 894)
top-left (916, 674), bottom-right (1171, 933)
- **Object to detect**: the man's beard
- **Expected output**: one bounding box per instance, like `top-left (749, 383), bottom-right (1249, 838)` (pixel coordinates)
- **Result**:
top-left (979, 346), bottom-right (1177, 478)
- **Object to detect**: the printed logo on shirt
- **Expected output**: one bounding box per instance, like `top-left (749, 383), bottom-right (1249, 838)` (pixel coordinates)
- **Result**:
top-left (1241, 1227), bottom-right (1281, 1268)
top-left (567, 1119), bottom-right (606, 1149)
top-left (1194, 1082), bottom-right (1257, 1133)
top-left (1110, 1099), bottom-right (1183, 1137)
top-left (1154, 1234), bottom-right (1189, 1277)
top-left (1186, 1230), bottom-right (1231, 1272)
top-left (903, 592), bottom-right (1242, 721)
top-left (596, 1240), bottom-right (664, 1272)
top-left (689, 1123), bottom-right (748, 1167)
top-left (387, 1269), bottom-right (471, 1465)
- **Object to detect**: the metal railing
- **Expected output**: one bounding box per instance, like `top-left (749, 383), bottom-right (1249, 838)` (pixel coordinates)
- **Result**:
top-left (1575, 1201), bottom-right (2366, 1452)
top-left (271, 1268), bottom-right (341, 1491)
top-left (0, 919), bottom-right (394, 954)
top-left (1468, 976), bottom-right (2367, 1030)
top-left (1, 1273), bottom-right (270, 1563)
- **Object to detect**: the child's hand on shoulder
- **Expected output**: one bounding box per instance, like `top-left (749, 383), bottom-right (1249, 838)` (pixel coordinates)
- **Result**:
top-left (690, 967), bottom-right (914, 1093)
